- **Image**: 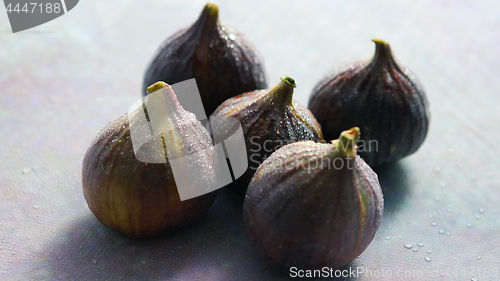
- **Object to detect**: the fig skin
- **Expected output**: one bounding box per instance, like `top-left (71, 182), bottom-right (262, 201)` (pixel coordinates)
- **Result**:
top-left (243, 128), bottom-right (383, 270)
top-left (210, 76), bottom-right (323, 196)
top-left (82, 83), bottom-right (217, 238)
top-left (308, 39), bottom-right (430, 167)
top-left (143, 3), bottom-right (267, 116)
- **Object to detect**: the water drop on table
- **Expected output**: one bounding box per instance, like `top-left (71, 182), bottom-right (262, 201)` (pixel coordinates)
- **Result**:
top-left (404, 243), bottom-right (413, 249)
top-left (466, 223), bottom-right (472, 228)
top-left (479, 208), bottom-right (485, 214)
top-left (476, 256), bottom-right (481, 260)
top-left (431, 222), bottom-right (437, 226)
top-left (413, 248), bottom-right (419, 252)
top-left (424, 257), bottom-right (432, 262)
top-left (385, 236), bottom-right (390, 240)
top-left (22, 168), bottom-right (30, 174)
top-left (439, 229), bottom-right (445, 234)
top-left (417, 243), bottom-right (424, 247)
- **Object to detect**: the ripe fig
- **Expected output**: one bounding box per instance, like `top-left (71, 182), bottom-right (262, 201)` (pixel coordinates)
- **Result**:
top-left (243, 127), bottom-right (383, 270)
top-left (308, 39), bottom-right (430, 166)
top-left (82, 82), bottom-right (218, 238)
top-left (143, 3), bottom-right (267, 116)
top-left (210, 76), bottom-right (323, 196)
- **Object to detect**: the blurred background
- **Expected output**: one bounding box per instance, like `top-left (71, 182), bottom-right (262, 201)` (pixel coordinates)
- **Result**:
top-left (1, 0), bottom-right (499, 280)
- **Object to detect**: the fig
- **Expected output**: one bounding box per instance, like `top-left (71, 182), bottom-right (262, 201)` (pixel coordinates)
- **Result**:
top-left (143, 3), bottom-right (267, 116)
top-left (243, 127), bottom-right (383, 270)
top-left (82, 82), bottom-right (218, 238)
top-left (210, 76), bottom-right (323, 196)
top-left (308, 39), bottom-right (430, 166)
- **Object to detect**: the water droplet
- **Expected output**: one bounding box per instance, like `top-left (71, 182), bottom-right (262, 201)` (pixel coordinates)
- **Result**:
top-left (385, 236), bottom-right (390, 240)
top-left (230, 44), bottom-right (234, 49)
top-left (471, 278), bottom-right (478, 281)
top-left (466, 223), bottom-right (472, 228)
top-left (424, 256), bottom-right (432, 262)
top-left (387, 226), bottom-right (393, 229)
top-left (475, 214), bottom-right (481, 220)
top-left (11, 252), bottom-right (15, 255)
top-left (398, 236), bottom-right (402, 239)
top-left (445, 231), bottom-right (451, 236)
top-left (22, 168), bottom-right (30, 174)
top-left (413, 248), bottom-right (419, 252)
top-left (91, 259), bottom-right (97, 264)
top-left (434, 167), bottom-right (441, 173)
top-left (32, 205), bottom-right (39, 209)
top-left (431, 222), bottom-right (437, 226)
top-left (228, 33), bottom-right (236, 41)
top-left (476, 256), bottom-right (481, 260)
top-left (427, 250), bottom-right (431, 254)
top-left (479, 208), bottom-right (485, 214)
top-left (417, 243), bottom-right (424, 247)
top-left (439, 229), bottom-right (445, 234)
top-left (404, 243), bottom-right (413, 249)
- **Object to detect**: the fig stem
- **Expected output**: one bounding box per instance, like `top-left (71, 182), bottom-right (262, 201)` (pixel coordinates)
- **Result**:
top-left (331, 127), bottom-right (360, 158)
top-left (203, 3), bottom-right (219, 19)
top-left (371, 38), bottom-right (393, 70)
top-left (195, 2), bottom-right (219, 33)
top-left (146, 81), bottom-right (169, 95)
top-left (280, 76), bottom-right (296, 88)
top-left (266, 76), bottom-right (296, 106)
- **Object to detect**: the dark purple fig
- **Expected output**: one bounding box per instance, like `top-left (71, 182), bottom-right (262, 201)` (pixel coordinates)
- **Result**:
top-left (143, 3), bottom-right (267, 116)
top-left (243, 127), bottom-right (383, 270)
top-left (308, 39), bottom-right (430, 166)
top-left (210, 76), bottom-right (324, 196)
top-left (82, 82), bottom-right (218, 238)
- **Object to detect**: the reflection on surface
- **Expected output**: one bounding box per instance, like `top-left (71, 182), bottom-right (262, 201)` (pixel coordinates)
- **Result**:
top-left (30, 189), bottom-right (355, 280)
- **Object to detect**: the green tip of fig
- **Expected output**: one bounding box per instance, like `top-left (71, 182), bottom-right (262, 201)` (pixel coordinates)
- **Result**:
top-left (371, 38), bottom-right (393, 67)
top-left (340, 127), bottom-right (360, 143)
top-left (281, 76), bottom-right (296, 88)
top-left (371, 38), bottom-right (388, 46)
top-left (146, 81), bottom-right (168, 94)
top-left (267, 76), bottom-right (296, 106)
top-left (332, 127), bottom-right (360, 157)
top-left (202, 2), bottom-right (219, 23)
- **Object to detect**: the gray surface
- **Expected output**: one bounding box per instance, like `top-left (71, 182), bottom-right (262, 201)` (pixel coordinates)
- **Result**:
top-left (1, 0), bottom-right (500, 280)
